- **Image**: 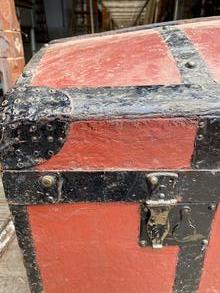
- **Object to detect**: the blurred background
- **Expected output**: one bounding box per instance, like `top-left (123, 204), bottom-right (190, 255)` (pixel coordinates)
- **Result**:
top-left (15, 0), bottom-right (220, 61)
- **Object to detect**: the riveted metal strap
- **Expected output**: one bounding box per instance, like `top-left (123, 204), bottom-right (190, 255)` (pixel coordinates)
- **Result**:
top-left (160, 27), bottom-right (214, 85)
top-left (0, 86), bottom-right (71, 169)
top-left (4, 170), bottom-right (220, 205)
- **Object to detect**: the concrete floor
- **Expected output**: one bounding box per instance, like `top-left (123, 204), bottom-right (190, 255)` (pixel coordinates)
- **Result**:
top-left (0, 179), bottom-right (30, 293)
top-left (0, 238), bottom-right (30, 293)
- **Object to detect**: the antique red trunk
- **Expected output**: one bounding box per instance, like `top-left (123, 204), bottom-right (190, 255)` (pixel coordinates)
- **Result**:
top-left (1, 17), bottom-right (220, 293)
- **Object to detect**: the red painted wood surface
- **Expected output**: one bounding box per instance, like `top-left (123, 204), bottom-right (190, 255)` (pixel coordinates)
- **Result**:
top-left (31, 30), bottom-right (181, 88)
top-left (38, 118), bottom-right (197, 171)
top-left (199, 205), bottom-right (220, 292)
top-left (184, 25), bottom-right (220, 83)
top-left (28, 203), bottom-right (179, 293)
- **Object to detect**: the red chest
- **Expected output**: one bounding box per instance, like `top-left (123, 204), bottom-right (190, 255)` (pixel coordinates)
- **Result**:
top-left (1, 17), bottom-right (220, 293)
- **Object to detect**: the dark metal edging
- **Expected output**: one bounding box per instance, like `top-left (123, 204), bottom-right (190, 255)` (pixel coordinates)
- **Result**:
top-left (160, 27), bottom-right (214, 85)
top-left (9, 205), bottom-right (43, 293)
top-left (3, 170), bottom-right (220, 205)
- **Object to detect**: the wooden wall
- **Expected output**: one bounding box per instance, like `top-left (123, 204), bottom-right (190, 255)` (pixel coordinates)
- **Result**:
top-left (0, 0), bottom-right (24, 93)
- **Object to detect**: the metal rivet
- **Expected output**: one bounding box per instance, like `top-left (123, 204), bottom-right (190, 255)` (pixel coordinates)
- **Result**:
top-left (48, 150), bottom-right (54, 156)
top-left (48, 196), bottom-right (54, 202)
top-left (17, 162), bottom-right (24, 168)
top-left (185, 61), bottom-right (196, 69)
top-left (63, 107), bottom-right (71, 113)
top-left (2, 100), bottom-right (8, 106)
top-left (58, 137), bottom-right (64, 143)
top-left (33, 150), bottom-right (40, 157)
top-left (14, 137), bottom-right (20, 143)
top-left (22, 71), bottom-right (31, 77)
top-left (14, 98), bottom-right (21, 104)
top-left (32, 136), bottom-right (38, 143)
top-left (61, 96), bottom-right (68, 102)
top-left (201, 239), bottom-right (208, 245)
top-left (199, 121), bottom-right (205, 128)
top-left (29, 125), bottom-right (37, 132)
top-left (41, 175), bottom-right (55, 188)
top-left (147, 175), bottom-right (158, 186)
top-left (197, 134), bottom-right (203, 141)
top-left (15, 149), bottom-right (22, 156)
top-left (208, 204), bottom-right (216, 211)
top-left (46, 124), bottom-right (53, 131)
top-left (47, 136), bottom-right (54, 143)
top-left (182, 206), bottom-right (191, 214)
top-left (159, 193), bottom-right (165, 199)
top-left (18, 87), bottom-right (26, 92)
top-left (201, 239), bottom-right (209, 251)
top-left (10, 124), bottom-right (16, 129)
top-left (7, 88), bottom-right (14, 94)
top-left (139, 240), bottom-right (146, 247)
top-left (1, 113), bottom-right (6, 121)
top-left (49, 89), bottom-right (55, 94)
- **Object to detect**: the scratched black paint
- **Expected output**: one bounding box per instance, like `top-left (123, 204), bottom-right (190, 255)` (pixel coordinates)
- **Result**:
top-left (9, 206), bottom-right (43, 293)
top-left (3, 170), bottom-right (220, 204)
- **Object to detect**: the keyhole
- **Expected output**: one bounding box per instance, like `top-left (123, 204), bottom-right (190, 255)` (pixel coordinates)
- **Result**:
top-left (172, 206), bottom-right (197, 243)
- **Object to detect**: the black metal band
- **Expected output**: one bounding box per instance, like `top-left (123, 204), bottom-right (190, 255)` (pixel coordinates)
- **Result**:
top-left (9, 205), bottom-right (43, 293)
top-left (174, 243), bottom-right (209, 292)
top-left (3, 84), bottom-right (220, 123)
top-left (16, 46), bottom-right (47, 87)
top-left (2, 83), bottom-right (220, 169)
top-left (160, 27), bottom-right (214, 85)
top-left (192, 118), bottom-right (220, 169)
top-left (3, 170), bottom-right (220, 205)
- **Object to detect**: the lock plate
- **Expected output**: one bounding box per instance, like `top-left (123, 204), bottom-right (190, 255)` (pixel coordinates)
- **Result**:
top-left (140, 203), bottom-right (215, 248)
top-left (140, 172), bottom-right (215, 248)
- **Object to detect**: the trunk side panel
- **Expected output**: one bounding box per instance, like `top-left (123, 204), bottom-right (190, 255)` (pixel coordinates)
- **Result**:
top-left (27, 203), bottom-right (178, 293)
top-left (37, 118), bottom-right (198, 171)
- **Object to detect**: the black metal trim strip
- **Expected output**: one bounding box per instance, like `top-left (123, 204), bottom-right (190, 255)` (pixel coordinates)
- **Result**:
top-left (192, 117), bottom-right (220, 169)
top-left (4, 170), bottom-right (220, 205)
top-left (160, 27), bottom-right (214, 85)
top-left (62, 84), bottom-right (220, 119)
top-left (9, 205), bottom-right (43, 293)
top-left (15, 46), bottom-right (47, 88)
top-left (173, 243), bottom-right (209, 293)
top-left (172, 203), bottom-right (216, 292)
top-left (2, 83), bottom-right (220, 170)
top-left (3, 84), bottom-right (220, 122)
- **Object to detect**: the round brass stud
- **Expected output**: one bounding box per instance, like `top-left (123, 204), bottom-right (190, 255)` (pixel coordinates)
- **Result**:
top-left (147, 175), bottom-right (158, 186)
top-left (41, 175), bottom-right (55, 188)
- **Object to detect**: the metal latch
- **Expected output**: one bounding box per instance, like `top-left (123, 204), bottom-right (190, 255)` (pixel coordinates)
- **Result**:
top-left (140, 172), bottom-right (178, 248)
